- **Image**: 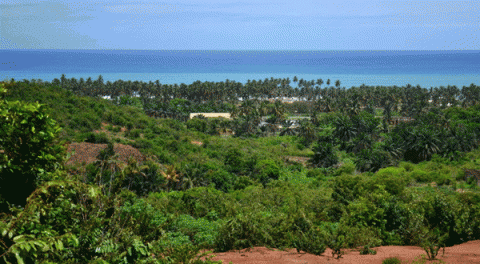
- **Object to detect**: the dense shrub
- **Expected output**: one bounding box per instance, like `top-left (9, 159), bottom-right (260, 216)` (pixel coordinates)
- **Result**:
top-left (382, 257), bottom-right (402, 264)
top-left (187, 117), bottom-right (208, 133)
top-left (233, 176), bottom-right (259, 190)
top-left (355, 148), bottom-right (391, 173)
top-left (331, 175), bottom-right (365, 206)
top-left (84, 132), bottom-right (111, 144)
top-left (309, 142), bottom-right (338, 168)
top-left (410, 169), bottom-right (434, 183)
top-left (0, 84), bottom-right (67, 207)
top-left (171, 214), bottom-right (221, 248)
top-left (306, 168), bottom-right (325, 178)
top-left (368, 168), bottom-right (410, 195)
top-left (70, 113), bottom-right (101, 132)
top-left (254, 159), bottom-right (281, 186)
top-left (181, 187), bottom-right (227, 218)
top-left (125, 128), bottom-right (142, 139)
top-left (205, 169), bottom-right (235, 192)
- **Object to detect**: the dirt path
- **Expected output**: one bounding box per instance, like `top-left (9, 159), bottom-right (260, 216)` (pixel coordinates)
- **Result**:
top-left (207, 240), bottom-right (480, 264)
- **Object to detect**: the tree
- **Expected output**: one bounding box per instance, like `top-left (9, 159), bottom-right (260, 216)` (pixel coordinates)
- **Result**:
top-left (335, 80), bottom-right (341, 89)
top-left (92, 142), bottom-right (124, 196)
top-left (309, 141), bottom-right (338, 168)
top-left (0, 83), bottom-right (67, 208)
top-left (316, 78), bottom-right (324, 88)
top-left (333, 115), bottom-right (356, 149)
top-left (298, 120), bottom-right (317, 146)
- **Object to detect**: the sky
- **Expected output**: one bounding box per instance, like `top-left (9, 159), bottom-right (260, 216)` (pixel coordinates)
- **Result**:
top-left (1, 0), bottom-right (479, 50)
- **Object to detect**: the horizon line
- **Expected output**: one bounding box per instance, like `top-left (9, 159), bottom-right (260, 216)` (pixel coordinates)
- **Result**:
top-left (2, 48), bottom-right (480, 52)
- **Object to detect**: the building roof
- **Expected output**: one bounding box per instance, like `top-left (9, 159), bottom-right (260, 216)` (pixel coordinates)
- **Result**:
top-left (190, 113), bottom-right (231, 119)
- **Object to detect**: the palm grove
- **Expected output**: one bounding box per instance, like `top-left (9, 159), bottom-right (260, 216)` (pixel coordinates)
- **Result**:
top-left (1, 76), bottom-right (480, 263)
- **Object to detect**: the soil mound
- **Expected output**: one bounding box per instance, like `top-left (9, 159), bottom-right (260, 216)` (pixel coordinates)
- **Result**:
top-left (65, 142), bottom-right (145, 168)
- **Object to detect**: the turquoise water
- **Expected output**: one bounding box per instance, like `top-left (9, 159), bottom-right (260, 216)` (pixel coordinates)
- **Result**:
top-left (1, 50), bottom-right (479, 87)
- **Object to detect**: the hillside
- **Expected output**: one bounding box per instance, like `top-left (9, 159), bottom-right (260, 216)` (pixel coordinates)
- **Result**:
top-left (1, 80), bottom-right (480, 263)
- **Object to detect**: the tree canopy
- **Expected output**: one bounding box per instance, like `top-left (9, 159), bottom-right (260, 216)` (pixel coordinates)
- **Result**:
top-left (0, 82), bottom-right (67, 208)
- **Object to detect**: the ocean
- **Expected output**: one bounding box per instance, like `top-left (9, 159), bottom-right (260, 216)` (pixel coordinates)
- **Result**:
top-left (1, 49), bottom-right (479, 88)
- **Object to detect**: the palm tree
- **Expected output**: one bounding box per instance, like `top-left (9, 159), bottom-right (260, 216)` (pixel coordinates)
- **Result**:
top-left (60, 74), bottom-right (67, 89)
top-left (280, 120), bottom-right (298, 136)
top-left (272, 100), bottom-right (286, 123)
top-left (93, 142), bottom-right (124, 196)
top-left (405, 127), bottom-right (441, 162)
top-left (299, 120), bottom-right (316, 146)
top-left (122, 156), bottom-right (150, 191)
top-left (309, 142), bottom-right (338, 168)
top-left (335, 80), bottom-right (341, 89)
top-left (161, 165), bottom-right (180, 191)
top-left (333, 115), bottom-right (356, 149)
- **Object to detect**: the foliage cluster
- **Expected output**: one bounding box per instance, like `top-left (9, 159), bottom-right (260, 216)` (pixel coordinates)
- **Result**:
top-left (2, 80), bottom-right (480, 262)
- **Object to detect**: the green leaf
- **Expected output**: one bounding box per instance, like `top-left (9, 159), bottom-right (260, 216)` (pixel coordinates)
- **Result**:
top-left (14, 252), bottom-right (24, 264)
top-left (13, 235), bottom-right (25, 242)
top-left (33, 241), bottom-right (46, 248)
top-left (23, 242), bottom-right (31, 252)
top-left (56, 240), bottom-right (64, 251)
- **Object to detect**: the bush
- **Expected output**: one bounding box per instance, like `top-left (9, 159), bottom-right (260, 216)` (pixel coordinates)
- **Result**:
top-left (254, 159), bottom-right (281, 186)
top-left (70, 113), bottom-right (101, 132)
top-left (152, 243), bottom-right (223, 264)
top-left (224, 148), bottom-right (246, 174)
top-left (0, 84), bottom-right (66, 207)
top-left (436, 173), bottom-right (453, 186)
top-left (376, 167), bottom-right (406, 177)
top-left (290, 229), bottom-right (327, 255)
top-left (359, 245), bottom-right (377, 255)
top-left (382, 257), bottom-right (402, 264)
top-left (126, 121), bottom-right (134, 130)
top-left (181, 187), bottom-right (226, 218)
top-left (309, 142), bottom-right (338, 168)
top-left (187, 118), bottom-right (208, 133)
top-left (410, 169), bottom-right (434, 183)
top-left (84, 132), bottom-right (111, 144)
top-left (156, 232), bottom-right (192, 249)
top-left (172, 214), bottom-right (221, 248)
top-left (306, 168), bottom-right (325, 178)
top-left (215, 210), bottom-right (288, 252)
top-left (355, 148), bottom-right (390, 173)
top-left (331, 175), bottom-right (365, 206)
top-left (112, 125), bottom-right (121, 132)
top-left (321, 222), bottom-right (346, 259)
top-left (205, 169), bottom-right (235, 193)
top-left (104, 110), bottom-right (126, 126)
top-left (418, 227), bottom-right (448, 261)
top-left (369, 169), bottom-right (410, 196)
top-left (233, 176), bottom-right (259, 190)
top-left (126, 128), bottom-right (142, 139)
top-left (335, 160), bottom-right (356, 175)
top-left (399, 161), bottom-right (415, 172)
top-left (160, 118), bottom-right (186, 131)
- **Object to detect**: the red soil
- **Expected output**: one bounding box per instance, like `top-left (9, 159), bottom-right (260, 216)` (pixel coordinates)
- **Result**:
top-left (207, 240), bottom-right (480, 264)
top-left (191, 140), bottom-right (204, 146)
top-left (65, 142), bottom-right (145, 168)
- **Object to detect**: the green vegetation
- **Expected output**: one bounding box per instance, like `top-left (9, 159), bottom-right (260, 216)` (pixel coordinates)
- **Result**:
top-left (382, 257), bottom-right (402, 264)
top-left (1, 77), bottom-right (480, 263)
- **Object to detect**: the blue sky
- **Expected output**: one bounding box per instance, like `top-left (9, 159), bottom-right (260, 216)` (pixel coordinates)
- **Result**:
top-left (1, 0), bottom-right (479, 50)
